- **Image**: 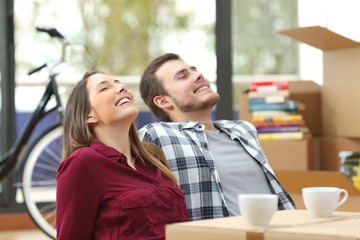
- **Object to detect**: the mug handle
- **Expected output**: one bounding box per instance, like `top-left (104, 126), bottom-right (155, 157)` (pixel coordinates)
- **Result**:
top-left (336, 189), bottom-right (348, 209)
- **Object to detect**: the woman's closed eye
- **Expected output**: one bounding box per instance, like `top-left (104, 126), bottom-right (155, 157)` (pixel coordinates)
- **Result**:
top-left (99, 87), bottom-right (108, 92)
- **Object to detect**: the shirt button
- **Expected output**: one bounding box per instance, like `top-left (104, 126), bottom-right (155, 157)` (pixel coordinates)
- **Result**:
top-left (171, 207), bottom-right (176, 212)
top-left (158, 184), bottom-right (163, 188)
top-left (203, 143), bottom-right (208, 148)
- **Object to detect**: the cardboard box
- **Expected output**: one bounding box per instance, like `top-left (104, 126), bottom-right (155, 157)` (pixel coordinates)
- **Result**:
top-left (289, 81), bottom-right (322, 137)
top-left (260, 138), bottom-right (319, 171)
top-left (275, 171), bottom-right (360, 212)
top-left (166, 210), bottom-right (360, 240)
top-left (280, 26), bottom-right (360, 138)
top-left (239, 92), bottom-right (252, 122)
top-left (239, 80), bottom-right (322, 136)
top-left (320, 136), bottom-right (360, 171)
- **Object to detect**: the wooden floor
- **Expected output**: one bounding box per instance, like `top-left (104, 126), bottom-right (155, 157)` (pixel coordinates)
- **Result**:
top-left (0, 213), bottom-right (52, 240)
top-left (0, 229), bottom-right (51, 240)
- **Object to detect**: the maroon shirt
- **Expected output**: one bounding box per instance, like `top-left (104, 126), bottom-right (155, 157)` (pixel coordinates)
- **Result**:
top-left (56, 141), bottom-right (189, 240)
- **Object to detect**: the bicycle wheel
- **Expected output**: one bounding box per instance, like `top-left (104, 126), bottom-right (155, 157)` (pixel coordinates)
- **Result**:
top-left (21, 125), bottom-right (63, 240)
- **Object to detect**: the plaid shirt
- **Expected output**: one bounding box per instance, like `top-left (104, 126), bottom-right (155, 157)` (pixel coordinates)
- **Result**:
top-left (138, 120), bottom-right (296, 221)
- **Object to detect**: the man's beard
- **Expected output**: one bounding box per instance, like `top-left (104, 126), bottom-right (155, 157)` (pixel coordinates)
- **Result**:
top-left (171, 93), bottom-right (220, 113)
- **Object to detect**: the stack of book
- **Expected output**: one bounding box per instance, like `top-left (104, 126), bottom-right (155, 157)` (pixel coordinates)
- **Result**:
top-left (248, 80), bottom-right (309, 140)
top-left (339, 151), bottom-right (360, 191)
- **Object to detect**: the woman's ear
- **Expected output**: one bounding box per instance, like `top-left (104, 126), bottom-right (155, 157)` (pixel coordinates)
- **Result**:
top-left (153, 95), bottom-right (172, 109)
top-left (86, 109), bottom-right (98, 124)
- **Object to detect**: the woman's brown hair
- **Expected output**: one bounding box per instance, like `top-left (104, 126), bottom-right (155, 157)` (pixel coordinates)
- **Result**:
top-left (62, 70), bottom-right (178, 186)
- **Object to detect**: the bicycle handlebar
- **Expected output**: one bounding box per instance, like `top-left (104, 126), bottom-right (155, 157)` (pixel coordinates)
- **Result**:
top-left (28, 27), bottom-right (69, 75)
top-left (28, 63), bottom-right (46, 75)
top-left (36, 27), bottom-right (67, 42)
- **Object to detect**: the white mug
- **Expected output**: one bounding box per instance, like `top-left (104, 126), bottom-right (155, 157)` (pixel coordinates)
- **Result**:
top-left (238, 194), bottom-right (278, 226)
top-left (302, 187), bottom-right (348, 217)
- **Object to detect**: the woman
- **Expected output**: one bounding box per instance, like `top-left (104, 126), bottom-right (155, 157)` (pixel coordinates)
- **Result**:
top-left (56, 70), bottom-right (189, 240)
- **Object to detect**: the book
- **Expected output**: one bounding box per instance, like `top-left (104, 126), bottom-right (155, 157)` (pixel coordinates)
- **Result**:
top-left (257, 126), bottom-right (301, 133)
top-left (339, 151), bottom-right (360, 184)
top-left (252, 114), bottom-right (303, 123)
top-left (247, 95), bottom-right (287, 104)
top-left (272, 114), bottom-right (303, 122)
top-left (251, 111), bottom-right (293, 118)
top-left (250, 84), bottom-right (289, 92)
top-left (250, 80), bottom-right (290, 87)
top-left (258, 131), bottom-right (303, 140)
top-left (253, 119), bottom-right (306, 129)
top-left (248, 100), bottom-right (297, 112)
top-left (248, 89), bottom-right (290, 98)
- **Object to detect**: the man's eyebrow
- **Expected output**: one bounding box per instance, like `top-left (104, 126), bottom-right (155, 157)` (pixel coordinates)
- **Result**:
top-left (174, 66), bottom-right (198, 78)
top-left (174, 68), bottom-right (187, 78)
top-left (114, 79), bottom-right (121, 83)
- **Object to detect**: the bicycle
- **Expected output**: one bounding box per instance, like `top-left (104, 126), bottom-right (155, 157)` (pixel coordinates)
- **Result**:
top-left (0, 27), bottom-right (69, 239)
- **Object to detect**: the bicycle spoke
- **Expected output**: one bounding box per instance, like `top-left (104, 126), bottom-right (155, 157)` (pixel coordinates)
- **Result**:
top-left (30, 180), bottom-right (57, 186)
top-left (44, 146), bottom-right (62, 163)
top-left (31, 172), bottom-right (56, 183)
top-left (34, 162), bottom-right (59, 173)
top-left (43, 209), bottom-right (56, 222)
top-left (39, 202), bottom-right (56, 214)
top-left (22, 126), bottom-right (62, 240)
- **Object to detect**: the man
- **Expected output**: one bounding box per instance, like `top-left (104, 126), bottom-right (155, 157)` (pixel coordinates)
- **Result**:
top-left (138, 53), bottom-right (295, 221)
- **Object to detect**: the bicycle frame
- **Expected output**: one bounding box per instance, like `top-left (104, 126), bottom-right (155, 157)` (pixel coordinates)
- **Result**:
top-left (0, 27), bottom-right (71, 240)
top-left (0, 74), bottom-right (63, 181)
top-left (0, 27), bottom-right (67, 181)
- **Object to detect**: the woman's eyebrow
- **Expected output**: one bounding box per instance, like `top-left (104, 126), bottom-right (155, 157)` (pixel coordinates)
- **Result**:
top-left (96, 80), bottom-right (108, 89)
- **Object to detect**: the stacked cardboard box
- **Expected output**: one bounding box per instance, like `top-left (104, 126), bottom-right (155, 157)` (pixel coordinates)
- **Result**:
top-left (260, 138), bottom-right (318, 171)
top-left (280, 26), bottom-right (360, 173)
top-left (280, 26), bottom-right (360, 138)
top-left (239, 26), bottom-right (360, 174)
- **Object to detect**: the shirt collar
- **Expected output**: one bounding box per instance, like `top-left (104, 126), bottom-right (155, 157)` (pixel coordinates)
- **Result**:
top-left (89, 141), bottom-right (139, 163)
top-left (179, 121), bottom-right (205, 130)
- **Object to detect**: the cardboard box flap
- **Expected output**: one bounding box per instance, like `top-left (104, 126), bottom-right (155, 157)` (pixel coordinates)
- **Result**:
top-left (289, 80), bottom-right (321, 94)
top-left (279, 26), bottom-right (360, 50)
top-left (275, 171), bottom-right (360, 196)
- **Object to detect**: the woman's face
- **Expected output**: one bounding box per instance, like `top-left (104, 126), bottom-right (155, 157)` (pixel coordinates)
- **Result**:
top-left (86, 73), bottom-right (139, 128)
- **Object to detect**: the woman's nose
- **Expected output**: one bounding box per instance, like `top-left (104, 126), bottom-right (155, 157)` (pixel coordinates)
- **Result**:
top-left (116, 84), bottom-right (127, 93)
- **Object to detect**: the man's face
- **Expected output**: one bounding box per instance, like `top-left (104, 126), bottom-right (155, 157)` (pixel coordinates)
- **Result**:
top-left (155, 59), bottom-right (220, 114)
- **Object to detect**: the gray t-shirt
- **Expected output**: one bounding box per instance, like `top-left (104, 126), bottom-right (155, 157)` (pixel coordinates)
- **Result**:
top-left (205, 128), bottom-right (272, 216)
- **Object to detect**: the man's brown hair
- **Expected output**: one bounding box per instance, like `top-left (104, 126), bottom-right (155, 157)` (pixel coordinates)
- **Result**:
top-left (139, 53), bottom-right (181, 122)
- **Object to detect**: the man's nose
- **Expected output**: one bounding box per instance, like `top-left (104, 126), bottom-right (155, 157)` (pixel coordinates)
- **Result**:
top-left (194, 72), bottom-right (203, 82)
